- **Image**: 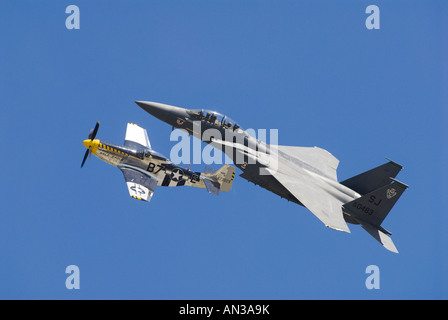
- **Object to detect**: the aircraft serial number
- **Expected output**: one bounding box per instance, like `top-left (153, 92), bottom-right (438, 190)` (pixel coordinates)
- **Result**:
top-left (146, 162), bottom-right (166, 174)
top-left (351, 201), bottom-right (374, 215)
top-left (146, 161), bottom-right (200, 183)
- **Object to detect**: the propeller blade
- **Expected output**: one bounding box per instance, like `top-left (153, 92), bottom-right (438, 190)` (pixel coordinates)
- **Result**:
top-left (83, 121), bottom-right (99, 168)
top-left (89, 121), bottom-right (100, 140)
top-left (81, 149), bottom-right (90, 168)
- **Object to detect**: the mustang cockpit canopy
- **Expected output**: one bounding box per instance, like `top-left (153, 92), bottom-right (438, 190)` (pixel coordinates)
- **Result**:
top-left (188, 109), bottom-right (241, 131)
top-left (141, 149), bottom-right (169, 162)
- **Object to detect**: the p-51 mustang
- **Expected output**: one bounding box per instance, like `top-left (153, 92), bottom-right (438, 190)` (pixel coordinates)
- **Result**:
top-left (136, 101), bottom-right (408, 253)
top-left (81, 122), bottom-right (235, 202)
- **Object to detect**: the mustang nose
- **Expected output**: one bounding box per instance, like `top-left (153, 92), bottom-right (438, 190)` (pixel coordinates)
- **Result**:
top-left (83, 139), bottom-right (100, 154)
top-left (83, 139), bottom-right (92, 149)
top-left (135, 101), bottom-right (189, 126)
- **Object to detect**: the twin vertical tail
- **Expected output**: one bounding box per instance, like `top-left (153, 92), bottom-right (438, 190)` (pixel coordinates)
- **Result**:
top-left (343, 178), bottom-right (408, 253)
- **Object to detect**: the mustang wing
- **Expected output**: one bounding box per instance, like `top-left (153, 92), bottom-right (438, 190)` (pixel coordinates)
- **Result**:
top-left (266, 167), bottom-right (350, 233)
top-left (118, 165), bottom-right (158, 202)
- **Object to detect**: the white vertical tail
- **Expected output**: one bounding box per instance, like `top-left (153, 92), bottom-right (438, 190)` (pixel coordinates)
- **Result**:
top-left (124, 123), bottom-right (151, 150)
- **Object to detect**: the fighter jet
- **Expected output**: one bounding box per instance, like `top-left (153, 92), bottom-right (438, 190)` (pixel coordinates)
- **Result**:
top-left (81, 121), bottom-right (235, 202)
top-left (135, 101), bottom-right (408, 253)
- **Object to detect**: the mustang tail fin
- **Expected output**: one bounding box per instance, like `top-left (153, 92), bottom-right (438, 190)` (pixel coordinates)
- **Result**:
top-left (340, 160), bottom-right (403, 195)
top-left (124, 123), bottom-right (151, 151)
top-left (202, 164), bottom-right (236, 194)
top-left (343, 179), bottom-right (408, 253)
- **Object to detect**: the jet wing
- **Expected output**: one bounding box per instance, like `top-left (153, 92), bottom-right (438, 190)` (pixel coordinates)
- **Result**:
top-left (266, 167), bottom-right (350, 233)
top-left (277, 145), bottom-right (339, 181)
top-left (118, 165), bottom-right (158, 202)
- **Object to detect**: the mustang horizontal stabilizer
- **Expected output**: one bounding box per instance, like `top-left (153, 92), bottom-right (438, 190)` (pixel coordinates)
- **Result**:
top-left (340, 160), bottom-right (403, 195)
top-left (201, 164), bottom-right (236, 194)
top-left (203, 179), bottom-right (220, 195)
top-left (118, 165), bottom-right (158, 202)
top-left (267, 167), bottom-right (350, 233)
top-left (124, 123), bottom-right (151, 151)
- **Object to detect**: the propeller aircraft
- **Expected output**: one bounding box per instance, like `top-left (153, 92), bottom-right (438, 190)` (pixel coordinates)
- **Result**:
top-left (81, 121), bottom-right (235, 202)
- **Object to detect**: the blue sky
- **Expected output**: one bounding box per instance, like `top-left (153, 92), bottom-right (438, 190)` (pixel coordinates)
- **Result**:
top-left (0, 1), bottom-right (447, 299)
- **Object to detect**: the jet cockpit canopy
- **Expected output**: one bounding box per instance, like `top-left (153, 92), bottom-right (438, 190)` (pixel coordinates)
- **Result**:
top-left (188, 109), bottom-right (241, 131)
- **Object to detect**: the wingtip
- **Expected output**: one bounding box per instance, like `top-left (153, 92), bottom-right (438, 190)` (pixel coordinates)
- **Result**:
top-left (384, 242), bottom-right (399, 254)
top-left (326, 224), bottom-right (351, 234)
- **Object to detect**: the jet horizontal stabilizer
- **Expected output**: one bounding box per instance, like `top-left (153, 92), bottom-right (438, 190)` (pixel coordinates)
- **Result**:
top-left (353, 217), bottom-right (398, 253)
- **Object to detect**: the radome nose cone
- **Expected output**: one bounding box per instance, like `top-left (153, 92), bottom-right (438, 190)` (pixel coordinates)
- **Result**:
top-left (135, 101), bottom-right (165, 118)
top-left (135, 101), bottom-right (151, 111)
top-left (135, 101), bottom-right (172, 115)
top-left (135, 101), bottom-right (189, 126)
